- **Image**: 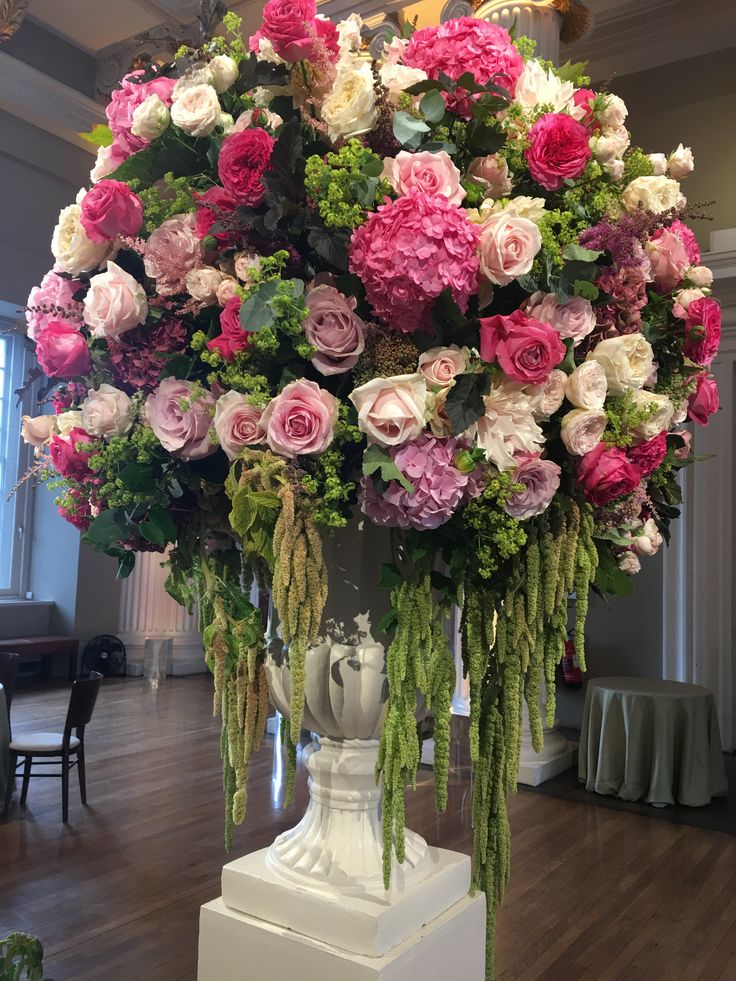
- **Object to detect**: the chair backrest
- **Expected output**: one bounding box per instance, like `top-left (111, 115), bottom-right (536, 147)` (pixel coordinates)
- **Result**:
top-left (64, 671), bottom-right (102, 737)
top-left (0, 653), bottom-right (20, 715)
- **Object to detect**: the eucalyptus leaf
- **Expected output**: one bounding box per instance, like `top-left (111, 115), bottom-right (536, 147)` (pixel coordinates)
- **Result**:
top-left (392, 111), bottom-right (430, 150)
top-left (420, 89), bottom-right (446, 123)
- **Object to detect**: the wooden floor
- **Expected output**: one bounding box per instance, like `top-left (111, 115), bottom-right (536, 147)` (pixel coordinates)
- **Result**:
top-left (1, 676), bottom-right (736, 981)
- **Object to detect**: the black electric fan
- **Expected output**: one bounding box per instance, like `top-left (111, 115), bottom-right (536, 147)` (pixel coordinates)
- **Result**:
top-left (82, 635), bottom-right (127, 677)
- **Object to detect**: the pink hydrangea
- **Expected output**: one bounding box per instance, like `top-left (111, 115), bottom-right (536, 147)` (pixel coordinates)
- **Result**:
top-left (106, 71), bottom-right (177, 155)
top-left (107, 317), bottom-right (189, 391)
top-left (349, 191), bottom-right (480, 332)
top-left (360, 434), bottom-right (483, 531)
top-left (26, 270), bottom-right (84, 341)
top-left (594, 264), bottom-right (649, 336)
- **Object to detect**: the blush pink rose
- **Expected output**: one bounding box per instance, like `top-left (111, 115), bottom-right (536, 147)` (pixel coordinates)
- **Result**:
top-left (80, 180), bottom-right (143, 244)
top-left (260, 379), bottom-right (338, 457)
top-left (646, 228), bottom-right (690, 292)
top-left (627, 432), bottom-right (667, 476)
top-left (260, 0), bottom-right (318, 62)
top-left (478, 212), bottom-right (542, 286)
top-left (145, 378), bottom-right (216, 461)
top-left (577, 443), bottom-right (641, 506)
top-left (525, 113), bottom-right (592, 191)
top-left (208, 296), bottom-right (251, 362)
top-left (214, 391), bottom-right (265, 461)
top-left (106, 71), bottom-right (177, 155)
top-left (349, 374), bottom-right (427, 447)
top-left (83, 261), bottom-right (148, 339)
top-left (505, 454), bottom-right (561, 520)
top-left (683, 296), bottom-right (721, 365)
top-left (144, 215), bottom-right (201, 295)
top-left (302, 285), bottom-right (366, 375)
top-left (418, 346), bottom-right (466, 388)
top-left (479, 310), bottom-right (566, 384)
top-left (35, 321), bottom-right (91, 378)
top-left (26, 270), bottom-right (83, 341)
top-left (688, 373), bottom-right (719, 426)
top-left (467, 154), bottom-right (512, 197)
top-left (218, 128), bottom-right (275, 205)
top-left (524, 291), bottom-right (596, 345)
top-left (383, 151), bottom-right (465, 206)
top-left (49, 427), bottom-right (94, 479)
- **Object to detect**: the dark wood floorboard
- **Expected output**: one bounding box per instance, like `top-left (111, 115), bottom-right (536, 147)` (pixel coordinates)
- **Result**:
top-left (1, 676), bottom-right (736, 980)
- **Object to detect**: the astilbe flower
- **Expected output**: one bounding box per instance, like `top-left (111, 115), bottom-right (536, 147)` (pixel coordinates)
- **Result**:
top-left (592, 482), bottom-right (648, 532)
top-left (349, 191), bottom-right (480, 332)
top-left (107, 316), bottom-right (189, 391)
top-left (579, 210), bottom-right (672, 267)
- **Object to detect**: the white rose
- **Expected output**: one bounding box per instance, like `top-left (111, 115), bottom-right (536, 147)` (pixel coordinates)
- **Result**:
top-left (603, 158), bottom-right (625, 182)
top-left (234, 252), bottom-right (262, 284)
top-left (668, 143), bottom-right (694, 179)
top-left (687, 265), bottom-right (713, 288)
top-left (51, 201), bottom-right (112, 276)
top-left (131, 94), bottom-right (170, 140)
top-left (618, 551), bottom-right (641, 575)
top-left (527, 368), bottom-right (567, 419)
top-left (90, 144), bottom-right (122, 183)
top-left (417, 346), bottom-right (468, 389)
top-left (254, 38), bottom-right (285, 65)
top-left (586, 334), bottom-right (655, 396)
top-left (216, 277), bottom-right (240, 305)
top-left (500, 196), bottom-right (547, 223)
top-left (622, 176), bottom-right (685, 214)
top-left (209, 55), bottom-right (239, 94)
top-left (560, 408), bottom-right (607, 456)
top-left (599, 93), bottom-right (628, 129)
top-left (185, 266), bottom-right (227, 305)
top-left (21, 414), bottom-right (58, 447)
top-left (514, 60), bottom-right (574, 111)
top-left (81, 384), bottom-right (133, 438)
top-left (322, 57), bottom-right (377, 141)
top-left (173, 65), bottom-right (214, 99)
top-left (591, 126), bottom-right (630, 164)
top-left (336, 13), bottom-right (363, 55)
top-left (214, 391), bottom-right (265, 461)
top-left (629, 389), bottom-right (674, 440)
top-left (631, 517), bottom-right (663, 558)
top-left (378, 62), bottom-right (428, 104)
top-left (565, 361), bottom-right (608, 410)
top-left (171, 84), bottom-right (221, 137)
top-left (83, 260), bottom-right (148, 339)
top-left (647, 153), bottom-right (668, 176)
top-left (57, 410), bottom-right (83, 436)
top-left (218, 112), bottom-right (234, 133)
top-left (349, 374), bottom-right (427, 447)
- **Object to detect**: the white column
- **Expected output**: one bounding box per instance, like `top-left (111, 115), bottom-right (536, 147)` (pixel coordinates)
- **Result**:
top-left (118, 550), bottom-right (204, 675)
top-left (474, 0), bottom-right (563, 62)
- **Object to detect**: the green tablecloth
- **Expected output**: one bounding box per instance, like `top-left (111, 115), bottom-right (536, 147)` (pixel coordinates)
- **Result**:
top-left (579, 676), bottom-right (729, 807)
top-left (0, 684), bottom-right (9, 806)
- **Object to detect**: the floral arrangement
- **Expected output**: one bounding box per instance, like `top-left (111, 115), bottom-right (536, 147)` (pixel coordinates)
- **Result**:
top-left (19, 4), bottom-right (720, 975)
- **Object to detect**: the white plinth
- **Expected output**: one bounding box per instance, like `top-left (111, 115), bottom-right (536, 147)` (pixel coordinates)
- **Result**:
top-left (517, 737), bottom-right (577, 786)
top-left (198, 890), bottom-right (485, 981)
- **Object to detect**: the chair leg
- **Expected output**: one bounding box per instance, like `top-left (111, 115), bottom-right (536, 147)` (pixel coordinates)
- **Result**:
top-left (62, 753), bottom-right (70, 823)
top-left (2, 752), bottom-right (16, 819)
top-left (20, 757), bottom-right (31, 808)
top-left (77, 746), bottom-right (87, 805)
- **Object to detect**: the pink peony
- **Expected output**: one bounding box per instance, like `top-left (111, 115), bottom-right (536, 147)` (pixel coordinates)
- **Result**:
top-left (683, 296), bottom-right (721, 365)
top-left (144, 378), bottom-right (216, 461)
top-left (35, 321), bottom-right (91, 378)
top-left (525, 113), bottom-right (592, 191)
top-left (688, 373), bottom-right (719, 426)
top-left (646, 227), bottom-right (690, 292)
top-left (260, 379), bottom-right (338, 457)
top-left (302, 285), bottom-right (366, 375)
top-left (260, 0), bottom-right (318, 62)
top-left (505, 454), bottom-right (561, 520)
top-left (478, 213), bottom-right (542, 287)
top-left (80, 180), bottom-right (143, 244)
top-left (525, 291), bottom-right (596, 345)
top-left (106, 71), bottom-right (177, 155)
top-left (208, 296), bottom-right (251, 362)
top-left (349, 191), bottom-right (480, 332)
top-left (49, 427), bottom-right (94, 480)
top-left (383, 151), bottom-right (465, 206)
top-left (479, 310), bottom-right (566, 384)
top-left (214, 391), bottom-right (265, 461)
top-left (218, 128), bottom-right (275, 206)
top-left (143, 215), bottom-right (201, 295)
top-left (194, 186), bottom-right (239, 244)
top-left (628, 432), bottom-right (667, 476)
top-left (577, 443), bottom-right (641, 506)
top-left (360, 434), bottom-right (483, 530)
top-left (26, 270), bottom-right (83, 341)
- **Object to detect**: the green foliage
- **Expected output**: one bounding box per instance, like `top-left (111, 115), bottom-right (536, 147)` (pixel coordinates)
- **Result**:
top-left (603, 391), bottom-right (658, 448)
top-left (444, 371), bottom-right (491, 435)
top-left (363, 444), bottom-right (415, 494)
top-left (0, 932), bottom-right (50, 981)
top-left (459, 471), bottom-right (528, 585)
top-left (305, 141), bottom-right (391, 229)
top-left (131, 172), bottom-right (197, 228)
top-left (78, 123), bottom-right (113, 148)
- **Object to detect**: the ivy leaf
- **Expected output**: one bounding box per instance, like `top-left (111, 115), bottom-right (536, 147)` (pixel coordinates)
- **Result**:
top-left (118, 462), bottom-right (157, 493)
top-left (431, 287), bottom-right (479, 347)
top-left (362, 444), bottom-right (415, 494)
top-left (392, 111), bottom-right (430, 150)
top-left (139, 506), bottom-right (177, 547)
top-left (444, 372), bottom-right (490, 435)
top-left (361, 154), bottom-right (384, 178)
top-left (78, 123), bottom-right (113, 147)
top-left (378, 563), bottom-right (403, 589)
top-left (263, 115), bottom-right (304, 201)
top-left (573, 279), bottom-right (599, 301)
top-left (420, 89), bottom-right (446, 123)
top-left (82, 508), bottom-right (132, 550)
top-left (556, 59), bottom-right (589, 83)
top-left (307, 225), bottom-right (349, 272)
top-left (464, 119), bottom-right (505, 155)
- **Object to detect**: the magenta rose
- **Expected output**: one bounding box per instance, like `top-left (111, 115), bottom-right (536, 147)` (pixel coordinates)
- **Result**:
top-left (646, 227), bottom-right (690, 292)
top-left (627, 432), bottom-right (668, 477)
top-left (80, 180), bottom-right (144, 244)
top-left (260, 0), bottom-right (318, 62)
top-left (194, 186), bottom-right (238, 244)
top-left (479, 310), bottom-right (566, 384)
top-left (144, 377), bottom-right (216, 461)
top-left (525, 113), bottom-right (592, 191)
top-left (260, 379), bottom-right (338, 458)
top-left (505, 454), bottom-right (561, 520)
top-left (302, 285), bottom-right (366, 375)
top-left (577, 443), bottom-right (642, 506)
top-left (106, 71), bottom-right (177, 155)
top-left (49, 427), bottom-right (94, 480)
top-left (218, 128), bottom-right (275, 206)
top-left (26, 270), bottom-right (83, 341)
top-left (208, 296), bottom-right (251, 362)
top-left (683, 297), bottom-right (721, 365)
top-left (688, 373), bottom-right (719, 426)
top-left (35, 321), bottom-right (91, 379)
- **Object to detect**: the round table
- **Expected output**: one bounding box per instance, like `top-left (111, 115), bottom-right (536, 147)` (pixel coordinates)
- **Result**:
top-left (0, 683), bottom-right (9, 807)
top-left (579, 676), bottom-right (729, 807)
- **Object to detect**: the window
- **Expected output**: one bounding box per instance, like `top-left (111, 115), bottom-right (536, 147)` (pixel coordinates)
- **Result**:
top-left (0, 303), bottom-right (33, 597)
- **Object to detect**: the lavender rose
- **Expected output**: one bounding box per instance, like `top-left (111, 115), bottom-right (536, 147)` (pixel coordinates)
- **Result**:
top-left (144, 215), bottom-right (202, 295)
top-left (302, 285), bottom-right (366, 375)
top-left (505, 454), bottom-right (561, 520)
top-left (145, 377), bottom-right (216, 461)
top-left (525, 291), bottom-right (596, 345)
top-left (260, 379), bottom-right (338, 458)
top-left (214, 391), bottom-right (265, 461)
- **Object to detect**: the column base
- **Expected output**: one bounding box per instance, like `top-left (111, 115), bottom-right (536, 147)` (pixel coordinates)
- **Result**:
top-left (517, 738), bottom-right (577, 786)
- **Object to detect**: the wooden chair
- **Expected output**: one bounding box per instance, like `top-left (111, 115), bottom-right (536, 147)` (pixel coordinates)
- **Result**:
top-left (0, 653), bottom-right (20, 738)
top-left (2, 672), bottom-right (102, 823)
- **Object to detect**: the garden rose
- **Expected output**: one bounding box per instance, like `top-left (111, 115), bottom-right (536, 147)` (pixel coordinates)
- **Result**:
top-left (208, 296), bottom-right (250, 361)
top-left (687, 266), bottom-right (713, 288)
top-left (505, 454), bottom-right (561, 520)
top-left (622, 176), bottom-right (684, 214)
top-left (26, 270), bottom-right (83, 341)
top-left (565, 361), bottom-right (608, 410)
top-left (51, 199), bottom-right (112, 276)
top-left (260, 0), bottom-right (318, 62)
top-left (560, 408), bottom-right (607, 456)
top-left (106, 71), bottom-right (176, 154)
top-left (209, 55), bottom-right (239, 94)
top-left (21, 414), bottom-right (57, 448)
top-left (57, 410), bottom-right (83, 436)
top-left (302, 285), bottom-right (366, 375)
top-left (618, 551), bottom-right (641, 575)
top-left (131, 94), bottom-right (170, 140)
top-left (349, 374), bottom-right (427, 447)
top-left (683, 296), bottom-right (721, 365)
top-left (185, 266), bottom-right (228, 305)
top-left (586, 334), bottom-right (654, 396)
top-left (648, 153), bottom-right (668, 176)
top-left (590, 127), bottom-right (630, 165)
top-left (646, 228), bottom-right (690, 292)
top-left (577, 443), bottom-right (642, 506)
top-left (35, 321), bottom-right (91, 378)
top-left (478, 213), bottom-right (542, 286)
top-left (418, 346), bottom-right (467, 388)
top-left (383, 151), bottom-right (464, 206)
top-left (672, 287), bottom-right (705, 319)
top-left (144, 215), bottom-right (201, 294)
top-left (525, 291), bottom-right (596, 345)
top-left (214, 391), bottom-right (265, 460)
top-left (80, 180), bottom-right (143, 244)
top-left (525, 113), bottom-right (591, 191)
top-left (171, 84), bottom-right (222, 137)
top-left (261, 379), bottom-right (338, 457)
top-left (631, 518), bottom-right (663, 557)
top-left (479, 310), bottom-right (566, 384)
top-left (194, 186), bottom-right (237, 243)
top-left (688, 373), bottom-right (719, 426)
top-left (145, 377), bottom-right (216, 460)
top-left (629, 390), bottom-right (674, 440)
top-left (234, 253), bottom-right (262, 284)
top-left (668, 143), bottom-right (694, 178)
top-left (528, 369), bottom-right (566, 419)
top-left (216, 277), bottom-right (240, 305)
top-left (628, 433), bottom-right (668, 476)
top-left (49, 427), bottom-right (94, 480)
top-left (80, 384), bottom-right (133, 438)
top-left (466, 155), bottom-right (512, 198)
top-left (321, 57), bottom-right (377, 141)
top-left (83, 261), bottom-right (148, 339)
top-left (218, 128), bottom-right (274, 205)
top-left (378, 61), bottom-right (428, 103)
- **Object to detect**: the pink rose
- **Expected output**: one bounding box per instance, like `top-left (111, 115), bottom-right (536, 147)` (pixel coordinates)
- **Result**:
top-left (525, 113), bottom-right (592, 191)
top-left (80, 180), bottom-right (143, 244)
top-left (49, 427), bottom-right (94, 479)
top-left (570, 88), bottom-right (600, 130)
top-left (144, 378), bottom-right (216, 461)
top-left (218, 128), bottom-right (275, 205)
top-left (144, 215), bottom-right (201, 295)
top-left (106, 71), bottom-right (177, 155)
top-left (577, 443), bottom-right (641, 506)
top-left (479, 310), bottom-right (566, 384)
top-left (467, 154), bottom-right (512, 198)
top-left (646, 228), bottom-right (690, 292)
top-left (478, 212), bottom-right (542, 286)
top-left (383, 151), bottom-right (465, 206)
top-left (668, 219), bottom-right (701, 265)
top-left (302, 285), bottom-right (366, 375)
top-left (208, 296), bottom-right (251, 362)
top-left (525, 291), bottom-right (595, 345)
top-left (26, 270), bottom-right (83, 341)
top-left (194, 186), bottom-right (238, 244)
top-left (683, 297), bottom-right (721, 365)
top-left (90, 141), bottom-right (128, 183)
top-left (688, 373), bottom-right (719, 426)
top-left (673, 287), bottom-right (705, 320)
top-left (35, 321), bottom-right (91, 379)
top-left (260, 0), bottom-right (318, 62)
top-left (214, 391), bottom-right (265, 461)
top-left (505, 454), bottom-right (561, 520)
top-left (627, 432), bottom-right (667, 476)
top-left (83, 261), bottom-right (148, 339)
top-left (418, 346), bottom-right (467, 388)
top-left (349, 374), bottom-right (427, 448)
top-left (673, 430), bottom-right (692, 459)
top-left (260, 379), bottom-right (338, 458)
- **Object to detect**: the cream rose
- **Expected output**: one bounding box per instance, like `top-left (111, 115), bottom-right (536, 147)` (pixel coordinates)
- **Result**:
top-left (528, 368), bottom-right (566, 419)
top-left (565, 361), bottom-right (608, 410)
top-left (629, 390), bottom-right (674, 440)
top-left (51, 199), bottom-right (112, 276)
top-left (185, 266), bottom-right (227, 305)
top-left (479, 212), bottom-right (542, 286)
top-left (214, 391), bottom-right (265, 460)
top-left (81, 384), bottom-right (133, 438)
top-left (21, 414), bottom-right (58, 448)
top-left (216, 277), bottom-right (241, 305)
top-left (378, 62), bottom-right (427, 104)
top-left (560, 408), bottom-right (607, 456)
top-left (590, 126), bottom-right (630, 164)
top-left (647, 153), bottom-right (668, 176)
top-left (599, 93), bottom-right (628, 129)
top-left (234, 253), bottom-right (262, 284)
top-left (349, 374), bottom-right (427, 447)
top-left (622, 176), bottom-right (684, 214)
top-left (131, 94), bottom-right (170, 140)
top-left (83, 260), bottom-right (148, 339)
top-left (501, 196), bottom-right (546, 223)
top-left (172, 66), bottom-right (213, 98)
top-left (668, 143), bottom-right (694, 179)
top-left (57, 410), bottom-right (83, 436)
top-left (586, 334), bottom-right (654, 396)
top-left (618, 551), bottom-right (641, 575)
top-left (321, 57), bottom-right (377, 141)
top-left (337, 13), bottom-right (363, 55)
top-left (209, 55), bottom-right (239, 94)
top-left (631, 517), bottom-right (663, 558)
top-left (417, 346), bottom-right (467, 389)
top-left (467, 155), bottom-right (512, 199)
top-left (687, 265), bottom-right (713, 288)
top-left (383, 150), bottom-right (465, 206)
top-left (171, 84), bottom-right (222, 137)
top-left (673, 286), bottom-right (706, 318)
